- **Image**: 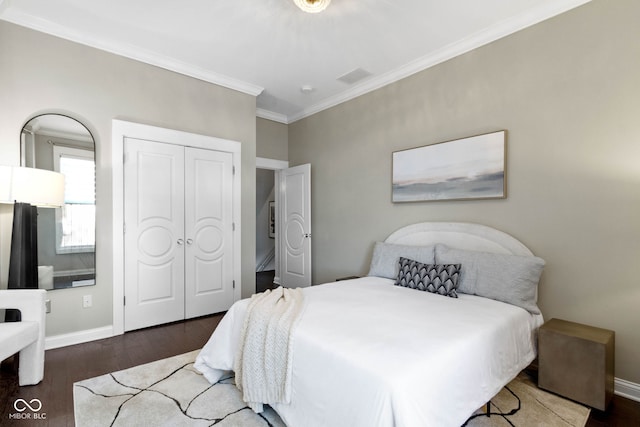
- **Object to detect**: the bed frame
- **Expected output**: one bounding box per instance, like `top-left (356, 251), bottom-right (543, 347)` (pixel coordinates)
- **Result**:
top-left (387, 221), bottom-right (535, 419)
top-left (385, 222), bottom-right (533, 257)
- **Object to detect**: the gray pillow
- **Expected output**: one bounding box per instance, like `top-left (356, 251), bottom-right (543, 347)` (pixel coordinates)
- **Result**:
top-left (435, 244), bottom-right (544, 314)
top-left (395, 257), bottom-right (461, 298)
top-left (368, 242), bottom-right (436, 279)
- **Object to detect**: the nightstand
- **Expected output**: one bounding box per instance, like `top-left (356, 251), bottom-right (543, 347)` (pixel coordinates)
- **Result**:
top-left (538, 318), bottom-right (614, 411)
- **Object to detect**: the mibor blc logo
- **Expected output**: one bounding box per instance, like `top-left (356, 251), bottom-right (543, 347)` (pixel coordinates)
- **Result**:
top-left (9, 399), bottom-right (46, 420)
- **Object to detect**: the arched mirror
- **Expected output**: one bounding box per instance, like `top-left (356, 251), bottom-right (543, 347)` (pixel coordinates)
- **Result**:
top-left (21, 114), bottom-right (96, 290)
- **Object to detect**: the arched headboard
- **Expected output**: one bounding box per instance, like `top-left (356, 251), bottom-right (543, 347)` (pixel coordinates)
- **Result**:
top-left (385, 222), bottom-right (533, 256)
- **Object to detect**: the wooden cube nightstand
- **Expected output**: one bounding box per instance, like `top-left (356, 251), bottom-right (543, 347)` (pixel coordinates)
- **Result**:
top-left (538, 318), bottom-right (614, 411)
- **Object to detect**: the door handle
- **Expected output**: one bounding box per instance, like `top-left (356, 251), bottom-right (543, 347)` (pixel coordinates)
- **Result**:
top-left (186, 239), bottom-right (193, 245)
top-left (177, 239), bottom-right (184, 245)
top-left (304, 233), bottom-right (311, 238)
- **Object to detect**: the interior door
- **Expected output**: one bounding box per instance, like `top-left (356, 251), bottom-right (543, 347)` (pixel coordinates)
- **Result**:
top-left (124, 138), bottom-right (185, 331)
top-left (279, 163), bottom-right (311, 288)
top-left (184, 147), bottom-right (235, 317)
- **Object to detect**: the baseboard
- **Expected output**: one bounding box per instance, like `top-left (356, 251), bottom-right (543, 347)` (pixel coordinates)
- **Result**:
top-left (615, 377), bottom-right (640, 403)
top-left (45, 325), bottom-right (114, 350)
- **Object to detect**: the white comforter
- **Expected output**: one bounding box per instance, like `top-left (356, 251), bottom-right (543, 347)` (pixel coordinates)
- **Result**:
top-left (195, 277), bottom-right (543, 427)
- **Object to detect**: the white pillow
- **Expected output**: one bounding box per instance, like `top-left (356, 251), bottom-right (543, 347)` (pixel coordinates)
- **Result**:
top-left (368, 242), bottom-right (436, 279)
top-left (435, 244), bottom-right (544, 314)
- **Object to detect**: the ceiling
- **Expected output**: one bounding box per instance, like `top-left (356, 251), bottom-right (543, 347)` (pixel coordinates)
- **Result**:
top-left (0, 0), bottom-right (591, 124)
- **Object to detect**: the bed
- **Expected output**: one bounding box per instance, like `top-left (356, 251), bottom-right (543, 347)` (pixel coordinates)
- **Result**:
top-left (195, 222), bottom-right (545, 427)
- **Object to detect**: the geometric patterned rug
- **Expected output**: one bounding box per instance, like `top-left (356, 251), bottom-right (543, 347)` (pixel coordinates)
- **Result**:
top-left (73, 350), bottom-right (285, 427)
top-left (465, 371), bottom-right (590, 427)
top-left (74, 350), bottom-right (589, 427)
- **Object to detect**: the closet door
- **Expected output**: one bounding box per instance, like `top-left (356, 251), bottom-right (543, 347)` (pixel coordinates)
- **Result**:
top-left (124, 138), bottom-right (185, 331)
top-left (184, 147), bottom-right (235, 317)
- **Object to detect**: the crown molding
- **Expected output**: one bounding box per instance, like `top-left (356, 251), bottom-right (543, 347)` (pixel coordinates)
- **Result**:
top-left (256, 108), bottom-right (289, 124)
top-left (0, 8), bottom-right (264, 97)
top-left (288, 0), bottom-right (592, 123)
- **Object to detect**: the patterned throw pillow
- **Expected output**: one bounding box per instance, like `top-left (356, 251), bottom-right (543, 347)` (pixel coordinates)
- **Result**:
top-left (395, 257), bottom-right (461, 298)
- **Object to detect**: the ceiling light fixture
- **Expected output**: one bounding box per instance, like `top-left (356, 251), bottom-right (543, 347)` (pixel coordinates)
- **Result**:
top-left (294, 0), bottom-right (331, 14)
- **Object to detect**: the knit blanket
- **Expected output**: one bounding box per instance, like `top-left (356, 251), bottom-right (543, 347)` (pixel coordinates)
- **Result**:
top-left (234, 286), bottom-right (306, 413)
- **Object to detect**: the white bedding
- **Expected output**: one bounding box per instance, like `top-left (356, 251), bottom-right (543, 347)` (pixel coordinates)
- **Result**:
top-left (195, 276), bottom-right (543, 427)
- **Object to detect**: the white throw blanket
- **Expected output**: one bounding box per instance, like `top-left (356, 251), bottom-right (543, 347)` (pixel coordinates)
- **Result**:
top-left (234, 286), bottom-right (306, 413)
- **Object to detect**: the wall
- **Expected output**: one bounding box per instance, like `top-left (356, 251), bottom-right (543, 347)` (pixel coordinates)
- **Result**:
top-left (0, 21), bottom-right (258, 335)
top-left (288, 0), bottom-right (640, 384)
top-left (256, 117), bottom-right (288, 161)
top-left (255, 117), bottom-right (287, 277)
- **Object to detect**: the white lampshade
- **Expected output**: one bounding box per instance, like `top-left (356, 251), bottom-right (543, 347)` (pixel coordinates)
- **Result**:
top-left (0, 165), bottom-right (65, 208)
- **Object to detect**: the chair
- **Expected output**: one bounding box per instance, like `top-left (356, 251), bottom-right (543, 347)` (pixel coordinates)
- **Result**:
top-left (0, 289), bottom-right (46, 385)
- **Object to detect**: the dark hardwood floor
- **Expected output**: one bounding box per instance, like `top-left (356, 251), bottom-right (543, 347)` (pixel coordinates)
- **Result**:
top-left (524, 368), bottom-right (640, 426)
top-left (256, 269), bottom-right (277, 293)
top-left (2, 274), bottom-right (639, 426)
top-left (586, 397), bottom-right (640, 427)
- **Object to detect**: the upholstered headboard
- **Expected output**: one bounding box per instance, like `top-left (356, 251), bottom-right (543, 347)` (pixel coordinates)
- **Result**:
top-left (385, 222), bottom-right (534, 257)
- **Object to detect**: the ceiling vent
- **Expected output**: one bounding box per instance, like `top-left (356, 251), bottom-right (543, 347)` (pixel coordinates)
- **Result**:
top-left (337, 68), bottom-right (372, 85)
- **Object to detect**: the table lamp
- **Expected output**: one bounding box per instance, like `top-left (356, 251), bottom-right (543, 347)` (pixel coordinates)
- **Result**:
top-left (0, 165), bottom-right (65, 320)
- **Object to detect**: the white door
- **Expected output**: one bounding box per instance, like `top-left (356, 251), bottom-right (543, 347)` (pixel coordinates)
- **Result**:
top-left (279, 163), bottom-right (312, 288)
top-left (184, 147), bottom-right (235, 317)
top-left (124, 139), bottom-right (236, 331)
top-left (124, 138), bottom-right (185, 331)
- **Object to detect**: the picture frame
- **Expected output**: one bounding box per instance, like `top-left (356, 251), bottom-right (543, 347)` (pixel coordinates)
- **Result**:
top-left (392, 130), bottom-right (506, 202)
top-left (268, 201), bottom-right (275, 238)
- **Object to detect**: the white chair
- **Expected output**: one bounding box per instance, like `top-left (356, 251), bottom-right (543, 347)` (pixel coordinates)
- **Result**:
top-left (0, 289), bottom-right (46, 385)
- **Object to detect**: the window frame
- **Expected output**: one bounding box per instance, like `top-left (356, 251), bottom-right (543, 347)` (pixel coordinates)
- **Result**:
top-left (53, 145), bottom-right (96, 254)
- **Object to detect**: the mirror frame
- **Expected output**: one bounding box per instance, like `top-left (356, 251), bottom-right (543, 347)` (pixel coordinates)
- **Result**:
top-left (20, 113), bottom-right (97, 291)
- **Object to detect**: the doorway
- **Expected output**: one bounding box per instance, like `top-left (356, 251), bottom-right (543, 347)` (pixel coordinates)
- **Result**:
top-left (255, 159), bottom-right (312, 293)
top-left (256, 167), bottom-right (276, 293)
top-left (255, 157), bottom-right (288, 293)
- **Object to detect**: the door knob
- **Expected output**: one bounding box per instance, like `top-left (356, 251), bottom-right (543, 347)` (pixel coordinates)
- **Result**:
top-left (177, 239), bottom-right (184, 245)
top-left (186, 239), bottom-right (193, 245)
top-left (304, 233), bottom-right (311, 238)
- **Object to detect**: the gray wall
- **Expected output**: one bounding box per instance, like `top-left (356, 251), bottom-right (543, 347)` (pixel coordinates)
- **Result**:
top-left (257, 117), bottom-right (288, 161)
top-left (0, 21), bottom-right (258, 335)
top-left (255, 117), bottom-right (287, 274)
top-left (289, 0), bottom-right (640, 384)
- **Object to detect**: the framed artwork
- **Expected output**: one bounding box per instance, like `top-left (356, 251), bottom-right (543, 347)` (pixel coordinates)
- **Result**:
top-left (392, 130), bottom-right (506, 202)
top-left (268, 201), bottom-right (275, 238)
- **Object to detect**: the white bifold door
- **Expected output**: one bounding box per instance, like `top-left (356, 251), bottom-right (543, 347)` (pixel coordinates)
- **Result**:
top-left (124, 137), bottom-right (235, 331)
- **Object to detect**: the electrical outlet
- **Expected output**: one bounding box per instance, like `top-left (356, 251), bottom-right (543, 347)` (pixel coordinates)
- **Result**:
top-left (82, 295), bottom-right (92, 308)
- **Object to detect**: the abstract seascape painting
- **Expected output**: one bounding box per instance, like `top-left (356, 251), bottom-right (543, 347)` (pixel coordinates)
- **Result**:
top-left (392, 131), bottom-right (506, 202)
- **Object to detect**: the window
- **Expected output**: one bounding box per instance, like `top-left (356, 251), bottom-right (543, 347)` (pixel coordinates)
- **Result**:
top-left (54, 146), bottom-right (95, 254)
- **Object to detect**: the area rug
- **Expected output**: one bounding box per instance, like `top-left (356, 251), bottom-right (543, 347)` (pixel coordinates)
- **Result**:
top-left (74, 350), bottom-right (590, 427)
top-left (464, 371), bottom-right (590, 427)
